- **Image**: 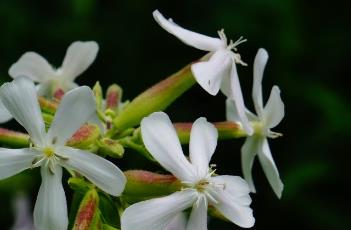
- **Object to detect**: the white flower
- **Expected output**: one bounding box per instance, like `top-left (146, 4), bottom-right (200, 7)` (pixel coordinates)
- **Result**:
top-left (121, 112), bottom-right (254, 230)
top-left (0, 100), bottom-right (12, 123)
top-left (8, 41), bottom-right (99, 96)
top-left (0, 77), bottom-right (126, 230)
top-left (226, 48), bottom-right (285, 198)
top-left (153, 10), bottom-right (253, 135)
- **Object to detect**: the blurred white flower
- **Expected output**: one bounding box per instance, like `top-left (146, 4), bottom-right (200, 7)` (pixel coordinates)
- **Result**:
top-left (121, 112), bottom-right (254, 230)
top-left (153, 10), bottom-right (253, 135)
top-left (11, 194), bottom-right (35, 230)
top-left (9, 41), bottom-right (98, 96)
top-left (226, 48), bottom-right (285, 198)
top-left (0, 77), bottom-right (126, 230)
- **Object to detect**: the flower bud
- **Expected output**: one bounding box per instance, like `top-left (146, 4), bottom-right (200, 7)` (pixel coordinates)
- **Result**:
top-left (38, 96), bottom-right (58, 115)
top-left (105, 84), bottom-right (122, 112)
top-left (97, 138), bottom-right (124, 158)
top-left (67, 124), bottom-right (101, 150)
top-left (93, 81), bottom-right (103, 110)
top-left (0, 128), bottom-right (29, 147)
top-left (123, 170), bottom-right (182, 203)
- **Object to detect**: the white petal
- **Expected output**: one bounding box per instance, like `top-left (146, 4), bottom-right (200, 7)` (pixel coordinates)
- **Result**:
top-left (34, 166), bottom-right (68, 230)
top-left (191, 50), bottom-right (232, 96)
top-left (47, 86), bottom-right (96, 146)
top-left (210, 176), bottom-right (255, 228)
top-left (0, 100), bottom-right (12, 123)
top-left (153, 10), bottom-right (224, 52)
top-left (165, 213), bottom-right (187, 230)
top-left (61, 41), bottom-right (99, 81)
top-left (0, 148), bottom-right (39, 180)
top-left (263, 86), bottom-right (285, 128)
top-left (0, 77), bottom-right (46, 146)
top-left (257, 138), bottom-right (283, 198)
top-left (35, 81), bottom-right (54, 96)
top-left (8, 52), bottom-right (55, 82)
top-left (186, 195), bottom-right (208, 230)
top-left (221, 63), bottom-right (253, 135)
top-left (252, 48), bottom-right (268, 116)
top-left (225, 98), bottom-right (239, 122)
top-left (189, 117), bottom-right (217, 179)
top-left (121, 189), bottom-right (198, 230)
top-left (241, 137), bottom-right (260, 193)
top-left (58, 146), bottom-right (126, 196)
top-left (141, 112), bottom-right (196, 182)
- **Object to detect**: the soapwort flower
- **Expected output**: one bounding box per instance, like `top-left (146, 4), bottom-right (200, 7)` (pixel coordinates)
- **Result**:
top-left (153, 10), bottom-right (253, 135)
top-left (121, 112), bottom-right (254, 230)
top-left (226, 48), bottom-right (284, 198)
top-left (0, 77), bottom-right (126, 230)
top-left (9, 41), bottom-right (98, 96)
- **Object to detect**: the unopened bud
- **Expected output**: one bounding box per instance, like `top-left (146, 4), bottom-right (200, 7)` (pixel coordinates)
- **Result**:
top-left (97, 138), bottom-right (124, 158)
top-left (93, 81), bottom-right (103, 110)
top-left (105, 84), bottom-right (122, 112)
top-left (0, 128), bottom-right (29, 147)
top-left (53, 88), bottom-right (65, 101)
top-left (38, 97), bottom-right (58, 115)
top-left (67, 124), bottom-right (101, 149)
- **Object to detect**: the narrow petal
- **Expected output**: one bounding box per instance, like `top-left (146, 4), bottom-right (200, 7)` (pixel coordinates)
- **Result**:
top-left (121, 189), bottom-right (198, 230)
top-left (166, 213), bottom-right (187, 230)
top-left (0, 101), bottom-right (12, 123)
top-left (34, 166), bottom-right (68, 230)
top-left (0, 148), bottom-right (40, 180)
top-left (0, 77), bottom-right (46, 146)
top-left (186, 195), bottom-right (208, 230)
top-left (263, 86), bottom-right (285, 129)
top-left (189, 117), bottom-right (217, 179)
top-left (257, 138), bottom-right (284, 198)
top-left (47, 86), bottom-right (96, 146)
top-left (61, 41), bottom-right (99, 81)
top-left (36, 81), bottom-right (54, 96)
top-left (226, 99), bottom-right (258, 123)
top-left (221, 63), bottom-right (253, 135)
top-left (191, 50), bottom-right (232, 96)
top-left (153, 10), bottom-right (224, 52)
top-left (252, 48), bottom-right (268, 116)
top-left (141, 112), bottom-right (196, 182)
top-left (58, 146), bottom-right (126, 196)
top-left (8, 52), bottom-right (55, 82)
top-left (241, 137), bottom-right (260, 193)
top-left (210, 176), bottom-right (255, 228)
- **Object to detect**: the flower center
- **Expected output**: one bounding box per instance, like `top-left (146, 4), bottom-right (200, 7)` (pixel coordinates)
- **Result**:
top-left (43, 147), bottom-right (55, 158)
top-left (195, 179), bottom-right (210, 192)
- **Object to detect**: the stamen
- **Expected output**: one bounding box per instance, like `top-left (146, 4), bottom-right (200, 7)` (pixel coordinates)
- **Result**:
top-left (268, 131), bottom-right (283, 139)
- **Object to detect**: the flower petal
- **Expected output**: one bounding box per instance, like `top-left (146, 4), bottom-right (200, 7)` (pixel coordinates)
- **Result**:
top-left (257, 138), bottom-right (284, 198)
top-left (191, 50), bottom-right (232, 96)
top-left (36, 81), bottom-right (54, 96)
top-left (186, 195), bottom-right (208, 230)
top-left (153, 10), bottom-right (224, 52)
top-left (210, 175), bottom-right (255, 228)
top-left (221, 63), bottom-right (253, 135)
top-left (58, 146), bottom-right (126, 196)
top-left (263, 86), bottom-right (285, 128)
top-left (34, 166), bottom-right (68, 230)
top-left (0, 101), bottom-right (12, 123)
top-left (141, 112), bottom-right (196, 182)
top-left (47, 86), bottom-right (96, 146)
top-left (121, 189), bottom-right (197, 230)
top-left (61, 41), bottom-right (99, 81)
top-left (252, 48), bottom-right (268, 116)
top-left (166, 213), bottom-right (187, 230)
top-left (8, 52), bottom-right (55, 82)
top-left (189, 117), bottom-right (217, 179)
top-left (0, 148), bottom-right (39, 180)
top-left (0, 77), bottom-right (46, 146)
top-left (241, 136), bottom-right (260, 193)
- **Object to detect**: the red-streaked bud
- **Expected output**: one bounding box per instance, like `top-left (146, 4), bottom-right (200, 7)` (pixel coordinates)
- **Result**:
top-left (73, 189), bottom-right (102, 230)
top-left (67, 124), bottom-right (100, 149)
top-left (113, 63), bottom-right (196, 131)
top-left (38, 96), bottom-right (58, 115)
top-left (174, 121), bottom-right (247, 144)
top-left (53, 88), bottom-right (65, 101)
top-left (105, 84), bottom-right (122, 112)
top-left (123, 170), bottom-right (182, 203)
top-left (0, 128), bottom-right (30, 147)
top-left (97, 138), bottom-right (124, 158)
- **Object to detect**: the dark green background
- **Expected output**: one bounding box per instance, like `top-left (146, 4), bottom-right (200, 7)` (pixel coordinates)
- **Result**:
top-left (0, 0), bottom-right (350, 229)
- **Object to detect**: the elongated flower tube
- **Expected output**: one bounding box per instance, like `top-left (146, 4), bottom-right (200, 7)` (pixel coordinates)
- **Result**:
top-left (226, 48), bottom-right (285, 198)
top-left (121, 112), bottom-right (254, 230)
top-left (153, 10), bottom-right (253, 135)
top-left (8, 41), bottom-right (98, 96)
top-left (0, 77), bottom-right (126, 230)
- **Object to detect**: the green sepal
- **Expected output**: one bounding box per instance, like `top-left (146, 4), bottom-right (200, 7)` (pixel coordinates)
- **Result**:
top-left (113, 63), bottom-right (196, 131)
top-left (97, 138), bottom-right (124, 158)
top-left (93, 81), bottom-right (103, 111)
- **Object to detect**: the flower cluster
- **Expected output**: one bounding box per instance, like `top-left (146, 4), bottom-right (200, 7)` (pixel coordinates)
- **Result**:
top-left (0, 9), bottom-right (284, 230)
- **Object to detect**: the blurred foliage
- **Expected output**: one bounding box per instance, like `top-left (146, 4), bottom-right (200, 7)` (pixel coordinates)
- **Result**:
top-left (0, 0), bottom-right (350, 229)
